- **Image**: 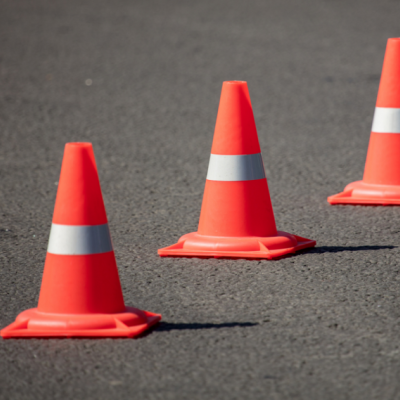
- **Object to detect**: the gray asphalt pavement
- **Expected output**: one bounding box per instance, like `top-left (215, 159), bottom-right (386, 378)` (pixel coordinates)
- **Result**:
top-left (2, 0), bottom-right (400, 399)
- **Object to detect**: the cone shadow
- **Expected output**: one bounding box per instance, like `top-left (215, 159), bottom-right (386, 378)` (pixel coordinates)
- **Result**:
top-left (156, 321), bottom-right (258, 332)
top-left (309, 245), bottom-right (396, 254)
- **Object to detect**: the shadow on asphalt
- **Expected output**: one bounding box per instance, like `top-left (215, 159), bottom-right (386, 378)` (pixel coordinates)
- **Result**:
top-left (156, 322), bottom-right (258, 332)
top-left (309, 245), bottom-right (396, 254)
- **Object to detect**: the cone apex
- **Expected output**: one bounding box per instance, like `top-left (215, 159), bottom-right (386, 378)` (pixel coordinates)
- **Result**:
top-left (53, 142), bottom-right (108, 225)
top-left (376, 38), bottom-right (400, 108)
top-left (67, 142), bottom-right (93, 148)
top-left (211, 80), bottom-right (261, 155)
top-left (223, 80), bottom-right (248, 85)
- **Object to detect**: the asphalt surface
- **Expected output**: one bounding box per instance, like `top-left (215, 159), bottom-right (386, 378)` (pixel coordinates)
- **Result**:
top-left (1, 0), bottom-right (400, 399)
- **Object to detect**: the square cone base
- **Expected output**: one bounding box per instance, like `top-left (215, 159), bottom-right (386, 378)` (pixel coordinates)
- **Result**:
top-left (328, 180), bottom-right (400, 206)
top-left (158, 231), bottom-right (316, 260)
top-left (1, 307), bottom-right (161, 338)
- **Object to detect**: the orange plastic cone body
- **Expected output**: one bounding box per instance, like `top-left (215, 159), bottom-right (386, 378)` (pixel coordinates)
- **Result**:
top-left (1, 143), bottom-right (161, 338)
top-left (328, 38), bottom-right (400, 205)
top-left (158, 81), bottom-right (316, 259)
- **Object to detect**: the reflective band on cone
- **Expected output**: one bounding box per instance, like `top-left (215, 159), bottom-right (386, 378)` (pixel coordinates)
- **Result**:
top-left (371, 107), bottom-right (400, 133)
top-left (47, 223), bottom-right (113, 255)
top-left (206, 153), bottom-right (265, 181)
top-left (158, 80), bottom-right (316, 259)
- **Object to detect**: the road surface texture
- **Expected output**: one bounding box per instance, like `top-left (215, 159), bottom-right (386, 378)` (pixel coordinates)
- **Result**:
top-left (1, 0), bottom-right (400, 399)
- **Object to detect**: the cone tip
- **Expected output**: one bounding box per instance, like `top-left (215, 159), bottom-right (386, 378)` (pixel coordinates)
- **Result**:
top-left (387, 38), bottom-right (400, 47)
top-left (53, 141), bottom-right (107, 225)
top-left (223, 80), bottom-right (248, 86)
top-left (376, 38), bottom-right (400, 108)
top-left (65, 142), bottom-right (93, 149)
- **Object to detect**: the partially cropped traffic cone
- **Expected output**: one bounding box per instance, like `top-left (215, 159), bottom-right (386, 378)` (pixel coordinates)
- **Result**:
top-left (328, 38), bottom-right (400, 205)
top-left (1, 143), bottom-right (161, 338)
top-left (158, 81), bottom-right (316, 259)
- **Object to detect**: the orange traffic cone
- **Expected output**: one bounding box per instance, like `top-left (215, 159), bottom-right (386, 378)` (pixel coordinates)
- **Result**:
top-left (328, 38), bottom-right (400, 205)
top-left (158, 81), bottom-right (316, 259)
top-left (1, 143), bottom-right (161, 338)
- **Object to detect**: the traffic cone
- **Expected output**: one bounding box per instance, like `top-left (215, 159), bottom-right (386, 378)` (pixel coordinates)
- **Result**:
top-left (158, 81), bottom-right (316, 259)
top-left (1, 143), bottom-right (161, 338)
top-left (328, 38), bottom-right (400, 205)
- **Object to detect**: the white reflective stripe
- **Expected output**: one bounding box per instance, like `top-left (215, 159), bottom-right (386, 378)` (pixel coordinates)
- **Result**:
top-left (47, 223), bottom-right (113, 255)
top-left (371, 107), bottom-right (400, 133)
top-left (206, 153), bottom-right (266, 181)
